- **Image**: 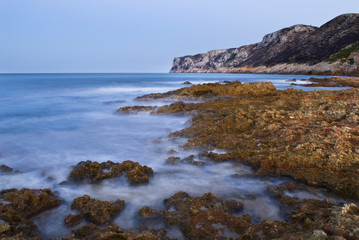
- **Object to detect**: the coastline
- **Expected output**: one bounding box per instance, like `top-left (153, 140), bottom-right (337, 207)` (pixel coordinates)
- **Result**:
top-left (1, 76), bottom-right (359, 239)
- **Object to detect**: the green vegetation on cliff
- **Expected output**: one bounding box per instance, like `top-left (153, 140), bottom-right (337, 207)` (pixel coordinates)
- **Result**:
top-left (326, 41), bottom-right (359, 64)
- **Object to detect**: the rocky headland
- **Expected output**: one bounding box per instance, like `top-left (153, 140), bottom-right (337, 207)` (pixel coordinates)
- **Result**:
top-left (170, 14), bottom-right (359, 76)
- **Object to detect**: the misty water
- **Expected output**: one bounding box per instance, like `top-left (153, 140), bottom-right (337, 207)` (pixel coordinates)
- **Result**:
top-left (0, 73), bottom-right (349, 239)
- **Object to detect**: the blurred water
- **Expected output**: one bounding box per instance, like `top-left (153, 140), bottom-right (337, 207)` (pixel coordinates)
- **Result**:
top-left (0, 73), bottom-right (348, 238)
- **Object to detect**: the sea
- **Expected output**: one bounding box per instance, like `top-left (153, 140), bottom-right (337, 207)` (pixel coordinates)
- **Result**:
top-left (0, 73), bottom-right (349, 239)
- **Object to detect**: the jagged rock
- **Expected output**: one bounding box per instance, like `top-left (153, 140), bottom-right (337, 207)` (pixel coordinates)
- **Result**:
top-left (138, 192), bottom-right (251, 239)
top-left (63, 223), bottom-right (168, 240)
top-left (171, 14), bottom-right (359, 76)
top-left (69, 195), bottom-right (125, 226)
top-left (0, 188), bottom-right (61, 239)
top-left (68, 160), bottom-right (153, 185)
top-left (64, 213), bottom-right (83, 227)
top-left (0, 164), bottom-right (13, 173)
top-left (296, 76), bottom-right (359, 88)
top-left (166, 155), bottom-right (204, 166)
top-left (149, 81), bottom-right (359, 200)
top-left (117, 105), bottom-right (157, 114)
top-left (137, 81), bottom-right (276, 101)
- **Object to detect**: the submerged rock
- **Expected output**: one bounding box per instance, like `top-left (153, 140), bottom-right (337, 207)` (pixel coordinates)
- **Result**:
top-left (63, 223), bottom-right (164, 240)
top-left (0, 164), bottom-right (13, 173)
top-left (68, 195), bottom-right (125, 226)
top-left (117, 105), bottom-right (157, 114)
top-left (138, 192), bottom-right (253, 239)
top-left (135, 190), bottom-right (359, 239)
top-left (68, 160), bottom-right (154, 185)
top-left (165, 155), bottom-right (204, 166)
top-left (295, 76), bottom-right (359, 88)
top-left (0, 188), bottom-right (61, 239)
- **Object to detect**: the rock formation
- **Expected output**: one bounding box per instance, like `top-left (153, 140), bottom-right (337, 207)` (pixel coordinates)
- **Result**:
top-left (170, 14), bottom-right (359, 76)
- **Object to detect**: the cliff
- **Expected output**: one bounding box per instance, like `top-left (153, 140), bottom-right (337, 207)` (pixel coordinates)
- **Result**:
top-left (170, 14), bottom-right (359, 76)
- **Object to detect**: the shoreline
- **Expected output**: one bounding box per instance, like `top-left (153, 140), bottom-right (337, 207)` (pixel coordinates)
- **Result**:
top-left (1, 78), bottom-right (359, 239)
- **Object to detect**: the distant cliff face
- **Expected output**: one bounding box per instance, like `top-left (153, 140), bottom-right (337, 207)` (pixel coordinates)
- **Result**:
top-left (170, 14), bottom-right (359, 76)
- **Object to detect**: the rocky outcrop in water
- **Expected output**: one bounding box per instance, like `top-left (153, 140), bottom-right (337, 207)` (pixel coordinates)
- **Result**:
top-left (138, 191), bottom-right (359, 240)
top-left (68, 160), bottom-right (154, 185)
top-left (294, 76), bottom-right (359, 88)
top-left (0, 188), bottom-right (61, 239)
top-left (117, 105), bottom-right (157, 114)
top-left (170, 14), bottom-right (359, 76)
top-left (66, 195), bottom-right (125, 226)
top-left (145, 81), bottom-right (359, 200)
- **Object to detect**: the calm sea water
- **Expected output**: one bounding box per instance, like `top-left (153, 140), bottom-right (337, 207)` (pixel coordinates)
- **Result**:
top-left (0, 73), bottom-right (347, 239)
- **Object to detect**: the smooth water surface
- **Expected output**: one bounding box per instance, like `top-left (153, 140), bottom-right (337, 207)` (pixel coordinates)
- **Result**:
top-left (0, 73), bottom-right (347, 238)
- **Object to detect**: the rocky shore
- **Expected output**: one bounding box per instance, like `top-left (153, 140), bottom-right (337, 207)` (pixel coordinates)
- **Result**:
top-left (170, 14), bottom-right (359, 76)
top-left (1, 80), bottom-right (359, 239)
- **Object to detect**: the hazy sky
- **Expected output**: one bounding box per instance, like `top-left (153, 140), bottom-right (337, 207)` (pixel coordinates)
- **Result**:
top-left (0, 0), bottom-right (358, 73)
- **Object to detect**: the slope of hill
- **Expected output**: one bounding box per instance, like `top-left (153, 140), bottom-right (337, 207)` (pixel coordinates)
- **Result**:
top-left (170, 14), bottom-right (359, 76)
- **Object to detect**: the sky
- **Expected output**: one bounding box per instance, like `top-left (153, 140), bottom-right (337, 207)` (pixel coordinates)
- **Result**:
top-left (0, 0), bottom-right (358, 73)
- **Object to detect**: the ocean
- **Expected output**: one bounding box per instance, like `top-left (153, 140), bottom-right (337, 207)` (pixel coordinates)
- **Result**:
top-left (0, 73), bottom-right (347, 238)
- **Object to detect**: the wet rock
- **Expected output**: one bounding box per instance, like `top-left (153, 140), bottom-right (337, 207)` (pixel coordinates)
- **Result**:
top-left (0, 220), bottom-right (10, 234)
top-left (183, 81), bottom-right (192, 85)
top-left (117, 105), bottom-right (157, 114)
top-left (138, 206), bottom-right (162, 218)
top-left (68, 160), bottom-right (153, 185)
top-left (64, 213), bottom-right (83, 227)
top-left (309, 230), bottom-right (328, 240)
top-left (65, 223), bottom-right (164, 240)
top-left (167, 149), bottom-right (178, 154)
top-left (0, 164), bottom-right (13, 173)
top-left (69, 195), bottom-right (125, 225)
top-left (299, 76), bottom-right (359, 88)
top-left (0, 188), bottom-right (61, 239)
top-left (0, 188), bottom-right (61, 218)
top-left (149, 81), bottom-right (359, 200)
top-left (165, 156), bottom-right (181, 165)
top-left (138, 192), bottom-right (253, 239)
top-left (166, 155), bottom-right (204, 166)
top-left (136, 81), bottom-right (276, 101)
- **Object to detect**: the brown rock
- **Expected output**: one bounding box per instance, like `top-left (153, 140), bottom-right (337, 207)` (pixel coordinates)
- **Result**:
top-left (0, 188), bottom-right (61, 239)
top-left (117, 105), bottom-right (157, 114)
top-left (70, 195), bottom-right (125, 225)
top-left (64, 213), bottom-right (83, 227)
top-left (68, 160), bottom-right (153, 185)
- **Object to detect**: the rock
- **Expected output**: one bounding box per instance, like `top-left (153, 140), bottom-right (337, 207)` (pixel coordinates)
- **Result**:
top-left (170, 14), bottom-right (359, 76)
top-left (0, 220), bottom-right (10, 234)
top-left (183, 81), bottom-right (192, 84)
top-left (165, 156), bottom-right (181, 165)
top-left (138, 192), bottom-right (253, 239)
top-left (150, 81), bottom-right (359, 200)
top-left (116, 105), bottom-right (157, 114)
top-left (309, 230), bottom-right (327, 240)
top-left (65, 223), bottom-right (164, 240)
top-left (69, 195), bottom-right (125, 225)
top-left (299, 76), bottom-right (359, 88)
top-left (68, 160), bottom-right (153, 185)
top-left (137, 81), bottom-right (276, 101)
top-left (165, 155), bottom-right (204, 166)
top-left (138, 206), bottom-right (162, 218)
top-left (0, 164), bottom-right (13, 173)
top-left (0, 188), bottom-right (61, 218)
top-left (0, 188), bottom-right (61, 239)
top-left (64, 213), bottom-right (83, 227)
